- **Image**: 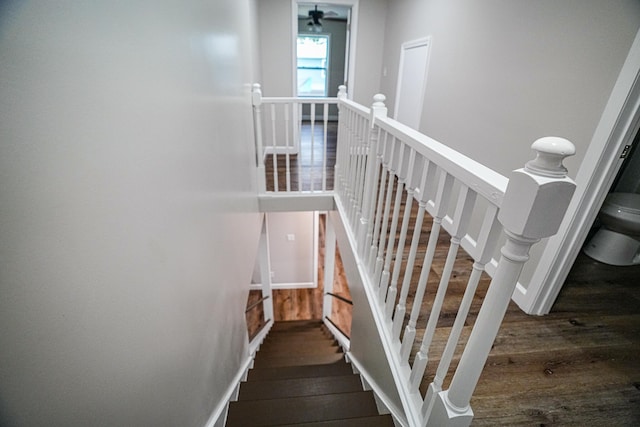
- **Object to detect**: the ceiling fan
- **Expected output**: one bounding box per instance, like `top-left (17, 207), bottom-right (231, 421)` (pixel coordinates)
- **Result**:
top-left (307, 5), bottom-right (324, 33)
top-left (301, 5), bottom-right (346, 32)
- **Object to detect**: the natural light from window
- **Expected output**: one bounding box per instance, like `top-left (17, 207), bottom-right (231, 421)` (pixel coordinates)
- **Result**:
top-left (297, 35), bottom-right (329, 97)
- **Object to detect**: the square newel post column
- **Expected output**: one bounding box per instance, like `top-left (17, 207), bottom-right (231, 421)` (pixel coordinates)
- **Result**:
top-left (356, 94), bottom-right (387, 256)
top-left (252, 83), bottom-right (266, 193)
top-left (426, 137), bottom-right (576, 427)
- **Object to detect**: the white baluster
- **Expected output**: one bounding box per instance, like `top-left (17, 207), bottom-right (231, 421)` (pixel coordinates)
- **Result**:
top-left (357, 95), bottom-right (388, 253)
top-left (422, 205), bottom-right (502, 419)
top-left (392, 157), bottom-right (432, 340)
top-left (284, 103), bottom-right (291, 192)
top-left (379, 143), bottom-right (408, 301)
top-left (373, 137), bottom-right (398, 292)
top-left (252, 84), bottom-right (266, 193)
top-left (367, 132), bottom-right (390, 272)
top-left (409, 185), bottom-right (477, 389)
top-left (322, 103), bottom-right (328, 191)
top-left (270, 103), bottom-right (278, 192)
top-left (385, 148), bottom-right (417, 317)
top-left (428, 137), bottom-right (576, 426)
top-left (310, 103), bottom-right (316, 192)
top-left (400, 170), bottom-right (454, 362)
top-left (298, 102), bottom-right (303, 191)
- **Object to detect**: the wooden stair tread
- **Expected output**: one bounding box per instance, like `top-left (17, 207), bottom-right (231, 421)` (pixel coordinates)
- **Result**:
top-left (257, 345), bottom-right (341, 357)
top-left (226, 391), bottom-right (379, 426)
top-left (238, 375), bottom-right (363, 401)
top-left (253, 352), bottom-right (345, 368)
top-left (265, 330), bottom-right (332, 339)
top-left (279, 415), bottom-right (395, 426)
top-left (270, 319), bottom-right (324, 331)
top-left (247, 362), bottom-right (352, 381)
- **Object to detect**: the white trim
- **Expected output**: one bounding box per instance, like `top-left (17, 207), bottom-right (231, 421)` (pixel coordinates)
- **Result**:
top-left (393, 37), bottom-right (432, 128)
top-left (248, 319), bottom-right (274, 357)
top-left (250, 281), bottom-right (315, 290)
top-left (203, 356), bottom-right (253, 427)
top-left (294, 0), bottom-right (359, 99)
top-left (322, 316), bottom-right (351, 352)
top-left (513, 27), bottom-right (640, 315)
top-left (348, 353), bottom-right (410, 427)
top-left (204, 320), bottom-right (273, 427)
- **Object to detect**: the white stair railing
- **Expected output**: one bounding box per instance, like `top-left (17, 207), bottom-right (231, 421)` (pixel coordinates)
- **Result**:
top-left (252, 84), bottom-right (343, 193)
top-left (251, 84), bottom-right (576, 426)
top-left (334, 94), bottom-right (576, 427)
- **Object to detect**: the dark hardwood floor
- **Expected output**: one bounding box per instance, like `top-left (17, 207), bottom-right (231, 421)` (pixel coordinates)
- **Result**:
top-left (264, 122), bottom-right (337, 192)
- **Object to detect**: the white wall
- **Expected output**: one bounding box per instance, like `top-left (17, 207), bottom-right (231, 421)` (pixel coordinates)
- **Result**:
top-left (351, 0), bottom-right (387, 105)
top-left (380, 0), bottom-right (640, 179)
top-left (379, 0), bottom-right (640, 302)
top-left (266, 212), bottom-right (316, 286)
top-left (258, 0), bottom-right (295, 96)
top-left (0, 2), bottom-right (260, 426)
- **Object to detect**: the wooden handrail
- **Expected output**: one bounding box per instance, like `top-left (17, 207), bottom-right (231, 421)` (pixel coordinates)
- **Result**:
top-left (324, 316), bottom-right (350, 339)
top-left (245, 295), bottom-right (270, 313)
top-left (325, 292), bottom-right (353, 306)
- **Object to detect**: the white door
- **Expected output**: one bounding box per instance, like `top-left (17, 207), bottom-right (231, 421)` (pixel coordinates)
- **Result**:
top-left (394, 37), bottom-right (431, 129)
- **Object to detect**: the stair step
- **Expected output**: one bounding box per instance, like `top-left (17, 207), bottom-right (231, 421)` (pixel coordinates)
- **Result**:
top-left (265, 330), bottom-right (332, 340)
top-left (258, 342), bottom-right (339, 357)
top-left (280, 415), bottom-right (395, 426)
top-left (247, 362), bottom-right (352, 381)
top-left (226, 391), bottom-right (379, 426)
top-left (238, 375), bottom-right (363, 401)
top-left (270, 319), bottom-right (324, 332)
top-left (253, 352), bottom-right (345, 368)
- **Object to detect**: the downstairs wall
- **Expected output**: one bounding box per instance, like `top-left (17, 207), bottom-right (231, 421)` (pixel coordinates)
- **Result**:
top-left (0, 1), bottom-right (260, 426)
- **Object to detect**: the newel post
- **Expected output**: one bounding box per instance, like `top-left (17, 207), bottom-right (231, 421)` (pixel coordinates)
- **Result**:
top-left (427, 137), bottom-right (576, 427)
top-left (357, 94), bottom-right (388, 254)
top-left (252, 83), bottom-right (266, 193)
top-left (334, 85), bottom-right (348, 194)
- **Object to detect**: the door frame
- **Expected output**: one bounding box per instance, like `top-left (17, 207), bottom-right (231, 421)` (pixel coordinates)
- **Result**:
top-left (513, 28), bottom-right (640, 315)
top-left (292, 0), bottom-right (359, 99)
top-left (393, 36), bottom-right (432, 128)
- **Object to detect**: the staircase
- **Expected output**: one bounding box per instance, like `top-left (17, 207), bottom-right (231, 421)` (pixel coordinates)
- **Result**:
top-left (226, 320), bottom-right (394, 426)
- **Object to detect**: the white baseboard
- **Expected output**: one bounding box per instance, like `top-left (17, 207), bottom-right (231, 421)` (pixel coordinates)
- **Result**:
top-left (250, 281), bottom-right (315, 290)
top-left (203, 320), bottom-right (273, 427)
top-left (203, 355), bottom-right (253, 427)
top-left (347, 353), bottom-right (409, 427)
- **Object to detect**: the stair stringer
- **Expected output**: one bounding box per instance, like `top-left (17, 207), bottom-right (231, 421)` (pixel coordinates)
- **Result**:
top-left (322, 318), bottom-right (407, 427)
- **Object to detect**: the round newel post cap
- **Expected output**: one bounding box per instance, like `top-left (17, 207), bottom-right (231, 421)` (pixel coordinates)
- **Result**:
top-left (373, 94), bottom-right (386, 108)
top-left (252, 83), bottom-right (261, 91)
top-left (526, 136), bottom-right (576, 178)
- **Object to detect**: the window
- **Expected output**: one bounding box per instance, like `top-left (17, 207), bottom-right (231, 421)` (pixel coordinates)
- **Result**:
top-left (297, 35), bottom-right (329, 97)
